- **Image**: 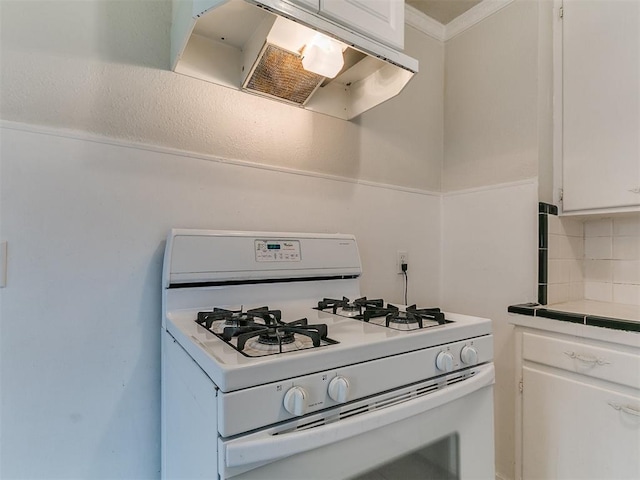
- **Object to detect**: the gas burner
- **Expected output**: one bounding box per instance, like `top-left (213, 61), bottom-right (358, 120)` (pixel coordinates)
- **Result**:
top-left (316, 297), bottom-right (384, 316)
top-left (196, 306), bottom-right (338, 357)
top-left (196, 306), bottom-right (275, 332)
top-left (357, 304), bottom-right (451, 331)
top-left (258, 330), bottom-right (296, 345)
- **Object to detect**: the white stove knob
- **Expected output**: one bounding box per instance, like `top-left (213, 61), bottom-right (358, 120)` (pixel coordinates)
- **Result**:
top-left (436, 351), bottom-right (454, 373)
top-left (460, 345), bottom-right (478, 365)
top-left (283, 386), bottom-right (309, 416)
top-left (328, 375), bottom-right (350, 403)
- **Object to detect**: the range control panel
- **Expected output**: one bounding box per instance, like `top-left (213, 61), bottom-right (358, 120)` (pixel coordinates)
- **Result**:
top-left (255, 240), bottom-right (301, 262)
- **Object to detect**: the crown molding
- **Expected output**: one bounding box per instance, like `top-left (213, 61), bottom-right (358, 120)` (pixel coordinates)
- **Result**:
top-left (445, 0), bottom-right (516, 41)
top-left (406, 1), bottom-right (516, 43)
top-left (405, 4), bottom-right (446, 42)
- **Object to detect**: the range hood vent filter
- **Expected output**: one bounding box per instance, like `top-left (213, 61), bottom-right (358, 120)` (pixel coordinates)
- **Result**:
top-left (243, 43), bottom-right (323, 105)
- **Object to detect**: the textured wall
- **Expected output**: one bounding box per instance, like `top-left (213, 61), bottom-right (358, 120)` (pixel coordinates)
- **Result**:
top-left (443, 0), bottom-right (540, 191)
top-left (0, 0), bottom-right (443, 191)
top-left (442, 180), bottom-right (538, 480)
top-left (0, 126), bottom-right (441, 478)
top-left (0, 2), bottom-right (446, 476)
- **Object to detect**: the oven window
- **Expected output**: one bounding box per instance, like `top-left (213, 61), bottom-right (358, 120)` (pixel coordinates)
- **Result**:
top-left (350, 434), bottom-right (459, 480)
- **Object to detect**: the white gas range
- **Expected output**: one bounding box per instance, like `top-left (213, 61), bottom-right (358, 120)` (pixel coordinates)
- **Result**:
top-left (161, 230), bottom-right (495, 479)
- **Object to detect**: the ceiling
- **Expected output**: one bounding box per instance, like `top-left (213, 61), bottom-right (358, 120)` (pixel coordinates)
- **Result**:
top-left (406, 0), bottom-right (483, 25)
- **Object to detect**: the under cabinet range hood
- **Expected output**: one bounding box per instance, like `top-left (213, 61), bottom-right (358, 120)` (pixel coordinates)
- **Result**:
top-left (171, 0), bottom-right (419, 120)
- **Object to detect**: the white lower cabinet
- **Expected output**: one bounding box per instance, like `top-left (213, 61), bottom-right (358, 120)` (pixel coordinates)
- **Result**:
top-left (522, 366), bottom-right (639, 479)
top-left (514, 326), bottom-right (640, 479)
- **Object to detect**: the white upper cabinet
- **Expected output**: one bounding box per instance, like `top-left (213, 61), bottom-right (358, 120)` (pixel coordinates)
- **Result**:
top-left (558, 0), bottom-right (640, 214)
top-left (292, 0), bottom-right (405, 49)
top-left (320, 0), bottom-right (404, 49)
top-left (288, 0), bottom-right (318, 11)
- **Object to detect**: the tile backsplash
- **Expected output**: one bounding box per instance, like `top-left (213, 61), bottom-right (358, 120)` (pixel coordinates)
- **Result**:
top-left (542, 210), bottom-right (640, 306)
top-left (546, 214), bottom-right (584, 304)
top-left (583, 216), bottom-right (640, 305)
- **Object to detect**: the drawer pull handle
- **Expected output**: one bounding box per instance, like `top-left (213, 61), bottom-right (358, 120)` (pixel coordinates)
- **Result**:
top-left (563, 351), bottom-right (610, 366)
top-left (608, 402), bottom-right (640, 417)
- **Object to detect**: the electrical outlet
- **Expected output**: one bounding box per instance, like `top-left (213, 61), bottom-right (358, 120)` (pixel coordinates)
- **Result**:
top-left (397, 251), bottom-right (408, 273)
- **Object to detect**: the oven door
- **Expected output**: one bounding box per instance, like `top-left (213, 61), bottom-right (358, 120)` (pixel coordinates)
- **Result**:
top-left (219, 363), bottom-right (495, 479)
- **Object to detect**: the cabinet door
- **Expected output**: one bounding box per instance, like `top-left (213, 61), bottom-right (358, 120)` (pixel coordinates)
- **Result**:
top-left (561, 0), bottom-right (640, 212)
top-left (287, 0), bottom-right (319, 12)
top-left (522, 366), bottom-right (640, 479)
top-left (320, 0), bottom-right (404, 49)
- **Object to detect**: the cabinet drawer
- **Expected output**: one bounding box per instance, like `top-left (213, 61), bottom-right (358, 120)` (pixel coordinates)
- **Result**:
top-left (522, 332), bottom-right (640, 389)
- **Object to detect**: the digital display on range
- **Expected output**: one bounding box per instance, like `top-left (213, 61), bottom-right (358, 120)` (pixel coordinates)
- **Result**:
top-left (255, 240), bottom-right (301, 262)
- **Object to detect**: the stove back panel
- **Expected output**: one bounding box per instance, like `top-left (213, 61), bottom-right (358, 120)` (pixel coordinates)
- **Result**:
top-left (165, 230), bottom-right (362, 286)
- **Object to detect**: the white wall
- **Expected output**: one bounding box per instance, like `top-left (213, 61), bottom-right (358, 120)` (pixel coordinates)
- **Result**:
top-left (0, 125), bottom-right (441, 478)
top-left (0, 1), bottom-right (444, 191)
top-left (0, 3), bottom-right (446, 474)
top-left (0, 0), bottom-right (551, 478)
top-left (443, 0), bottom-right (540, 192)
top-left (442, 180), bottom-right (538, 480)
top-left (442, 2), bottom-right (553, 477)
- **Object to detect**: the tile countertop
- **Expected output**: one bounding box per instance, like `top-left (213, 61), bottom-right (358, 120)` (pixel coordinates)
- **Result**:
top-left (508, 300), bottom-right (640, 335)
top-left (547, 300), bottom-right (640, 322)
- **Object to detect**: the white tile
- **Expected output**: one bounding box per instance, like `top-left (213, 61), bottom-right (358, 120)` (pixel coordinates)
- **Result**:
top-left (559, 235), bottom-right (584, 259)
top-left (584, 236), bottom-right (612, 259)
top-left (548, 234), bottom-right (561, 260)
top-left (547, 214), bottom-right (562, 235)
top-left (613, 215), bottom-right (640, 236)
top-left (583, 260), bottom-right (613, 283)
top-left (549, 215), bottom-right (583, 237)
top-left (568, 236), bottom-right (584, 259)
top-left (613, 283), bottom-right (640, 306)
top-left (548, 283), bottom-right (569, 304)
top-left (584, 218), bottom-right (612, 237)
top-left (584, 281), bottom-right (613, 302)
top-left (562, 217), bottom-right (584, 237)
top-left (569, 260), bottom-right (583, 282)
top-left (612, 236), bottom-right (640, 260)
top-left (548, 259), bottom-right (571, 284)
top-left (612, 260), bottom-right (640, 285)
top-left (569, 282), bottom-right (584, 301)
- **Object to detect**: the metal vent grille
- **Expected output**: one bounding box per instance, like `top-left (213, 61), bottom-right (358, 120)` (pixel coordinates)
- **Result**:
top-left (244, 43), bottom-right (323, 105)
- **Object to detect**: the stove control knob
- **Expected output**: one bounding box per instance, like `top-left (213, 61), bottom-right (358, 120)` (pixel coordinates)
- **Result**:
top-left (283, 386), bottom-right (309, 416)
top-left (460, 345), bottom-right (478, 365)
top-left (436, 351), bottom-right (454, 373)
top-left (328, 376), bottom-right (350, 403)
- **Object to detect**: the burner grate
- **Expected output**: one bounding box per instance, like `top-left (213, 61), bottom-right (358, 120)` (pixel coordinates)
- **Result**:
top-left (318, 297), bottom-right (452, 331)
top-left (195, 306), bottom-right (337, 357)
top-left (316, 297), bottom-right (384, 315)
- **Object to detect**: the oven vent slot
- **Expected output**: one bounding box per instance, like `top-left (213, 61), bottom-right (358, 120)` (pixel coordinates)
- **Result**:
top-left (289, 371), bottom-right (476, 434)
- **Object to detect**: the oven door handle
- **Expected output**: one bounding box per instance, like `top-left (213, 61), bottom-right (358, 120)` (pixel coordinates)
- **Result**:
top-left (223, 363), bottom-right (494, 468)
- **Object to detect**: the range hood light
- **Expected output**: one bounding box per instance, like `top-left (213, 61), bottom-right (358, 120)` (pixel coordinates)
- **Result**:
top-left (301, 34), bottom-right (344, 79)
